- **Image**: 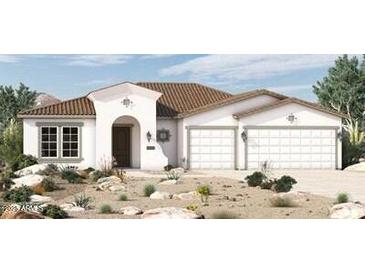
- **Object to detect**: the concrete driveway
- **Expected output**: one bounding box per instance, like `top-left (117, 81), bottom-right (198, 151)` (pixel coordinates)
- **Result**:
top-left (199, 169), bottom-right (365, 202)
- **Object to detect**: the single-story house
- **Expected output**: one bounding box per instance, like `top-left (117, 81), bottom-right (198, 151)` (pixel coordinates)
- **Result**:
top-left (18, 82), bottom-right (346, 170)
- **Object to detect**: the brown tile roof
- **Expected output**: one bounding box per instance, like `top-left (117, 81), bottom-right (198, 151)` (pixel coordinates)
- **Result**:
top-left (19, 96), bottom-right (95, 117)
top-left (136, 82), bottom-right (232, 117)
top-left (232, 97), bottom-right (348, 119)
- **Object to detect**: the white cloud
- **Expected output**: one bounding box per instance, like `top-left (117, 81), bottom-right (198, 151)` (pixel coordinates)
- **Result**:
top-left (67, 55), bottom-right (132, 67)
top-left (266, 84), bottom-right (313, 93)
top-left (0, 54), bottom-right (22, 63)
top-left (160, 54), bottom-right (340, 81)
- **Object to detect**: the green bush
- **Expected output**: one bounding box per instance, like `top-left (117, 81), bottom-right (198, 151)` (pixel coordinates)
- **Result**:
top-left (336, 193), bottom-right (349, 204)
top-left (91, 170), bottom-right (104, 182)
top-left (41, 204), bottom-right (69, 219)
top-left (143, 184), bottom-right (156, 197)
top-left (99, 204), bottom-right (113, 214)
top-left (118, 193), bottom-right (128, 201)
top-left (2, 186), bottom-right (34, 202)
top-left (60, 168), bottom-right (82, 184)
top-left (212, 211), bottom-right (238, 219)
top-left (74, 193), bottom-right (93, 209)
top-left (41, 177), bottom-right (59, 192)
top-left (0, 120), bottom-right (23, 170)
top-left (342, 133), bottom-right (365, 168)
top-left (11, 154), bottom-right (38, 171)
top-left (245, 171), bottom-right (267, 187)
top-left (166, 170), bottom-right (181, 180)
top-left (270, 196), bottom-right (296, 207)
top-left (273, 176), bottom-right (297, 193)
top-left (196, 185), bottom-right (211, 203)
top-left (0, 170), bottom-right (16, 191)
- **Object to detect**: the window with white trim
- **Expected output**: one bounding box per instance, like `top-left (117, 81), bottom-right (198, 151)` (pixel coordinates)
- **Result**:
top-left (62, 126), bottom-right (79, 158)
top-left (41, 127), bottom-right (58, 158)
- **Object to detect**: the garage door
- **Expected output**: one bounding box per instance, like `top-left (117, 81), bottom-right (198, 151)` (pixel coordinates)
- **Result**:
top-left (246, 128), bottom-right (336, 169)
top-left (189, 128), bottom-right (236, 169)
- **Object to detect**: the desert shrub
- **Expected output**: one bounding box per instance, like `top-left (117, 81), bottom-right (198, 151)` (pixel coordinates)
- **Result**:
top-left (166, 170), bottom-right (181, 180)
top-left (2, 186), bottom-right (34, 202)
top-left (270, 196), bottom-right (296, 207)
top-left (260, 179), bottom-right (276, 190)
top-left (245, 171), bottom-right (267, 187)
top-left (164, 164), bottom-right (174, 171)
top-left (31, 184), bottom-right (45, 195)
top-left (0, 120), bottom-right (23, 170)
top-left (342, 132), bottom-right (365, 168)
top-left (60, 167), bottom-right (82, 184)
top-left (41, 177), bottom-right (59, 192)
top-left (113, 168), bottom-right (127, 183)
top-left (274, 175), bottom-right (297, 193)
top-left (336, 193), bottom-right (349, 204)
top-left (41, 204), bottom-right (69, 219)
top-left (143, 184), bottom-right (156, 197)
top-left (186, 204), bottom-right (198, 211)
top-left (0, 170), bottom-right (16, 191)
top-left (212, 211), bottom-right (238, 219)
top-left (11, 154), bottom-right (38, 171)
top-left (118, 193), bottom-right (128, 201)
top-left (37, 164), bottom-right (59, 176)
top-left (74, 193), bottom-right (93, 209)
top-left (91, 170), bottom-right (104, 182)
top-left (99, 204), bottom-right (113, 214)
top-left (196, 185), bottom-right (211, 203)
top-left (99, 157), bottom-right (114, 177)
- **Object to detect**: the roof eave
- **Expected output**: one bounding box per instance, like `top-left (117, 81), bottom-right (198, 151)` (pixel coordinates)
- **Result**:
top-left (18, 115), bottom-right (96, 119)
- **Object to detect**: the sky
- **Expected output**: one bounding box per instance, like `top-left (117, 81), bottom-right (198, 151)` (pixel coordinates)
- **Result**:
top-left (0, 54), bottom-right (352, 101)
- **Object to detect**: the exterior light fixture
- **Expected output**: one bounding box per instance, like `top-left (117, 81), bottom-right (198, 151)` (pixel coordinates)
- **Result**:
top-left (287, 113), bottom-right (297, 124)
top-left (146, 131), bottom-right (152, 142)
top-left (122, 96), bottom-right (132, 108)
top-left (241, 131), bottom-right (247, 142)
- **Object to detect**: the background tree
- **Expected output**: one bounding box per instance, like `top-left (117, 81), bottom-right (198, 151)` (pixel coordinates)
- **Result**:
top-left (0, 83), bottom-right (37, 131)
top-left (313, 54), bottom-right (365, 125)
top-left (0, 119), bottom-right (23, 168)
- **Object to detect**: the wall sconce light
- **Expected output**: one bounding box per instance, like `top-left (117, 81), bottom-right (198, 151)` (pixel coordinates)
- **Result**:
top-left (287, 113), bottom-right (297, 124)
top-left (146, 131), bottom-right (152, 142)
top-left (241, 131), bottom-right (247, 142)
top-left (122, 96), bottom-right (133, 108)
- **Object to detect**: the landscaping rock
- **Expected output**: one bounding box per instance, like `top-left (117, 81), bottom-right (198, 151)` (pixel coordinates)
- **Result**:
top-left (173, 191), bottom-right (198, 200)
top-left (96, 176), bottom-right (123, 191)
top-left (272, 191), bottom-right (309, 203)
top-left (119, 206), bottom-right (143, 216)
top-left (159, 179), bottom-right (178, 185)
top-left (150, 191), bottom-right (172, 200)
top-left (60, 203), bottom-right (85, 212)
top-left (344, 162), bottom-right (365, 172)
top-left (12, 174), bottom-right (45, 189)
top-left (1, 209), bottom-right (44, 219)
top-left (30, 194), bottom-right (53, 203)
top-left (14, 164), bottom-right (48, 177)
top-left (330, 202), bottom-right (365, 219)
top-left (141, 207), bottom-right (202, 219)
top-left (76, 170), bottom-right (89, 179)
top-left (109, 185), bottom-right (126, 192)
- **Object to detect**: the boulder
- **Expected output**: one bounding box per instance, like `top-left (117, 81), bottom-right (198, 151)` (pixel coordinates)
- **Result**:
top-left (60, 203), bottom-right (85, 212)
top-left (30, 194), bottom-right (53, 203)
top-left (344, 162), bottom-right (365, 172)
top-left (141, 207), bottom-right (202, 219)
top-left (12, 174), bottom-right (45, 189)
top-left (173, 191), bottom-right (198, 200)
top-left (96, 176), bottom-right (123, 191)
top-left (76, 170), bottom-right (89, 179)
top-left (330, 202), bottom-right (365, 219)
top-left (150, 191), bottom-right (172, 200)
top-left (14, 164), bottom-right (48, 177)
top-left (119, 206), bottom-right (143, 216)
top-left (109, 185), bottom-right (126, 192)
top-left (272, 191), bottom-right (309, 203)
top-left (159, 179), bottom-right (179, 185)
top-left (1, 209), bottom-right (44, 219)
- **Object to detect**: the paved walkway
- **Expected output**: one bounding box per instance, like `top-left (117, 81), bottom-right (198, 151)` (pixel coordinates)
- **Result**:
top-left (198, 169), bottom-right (365, 202)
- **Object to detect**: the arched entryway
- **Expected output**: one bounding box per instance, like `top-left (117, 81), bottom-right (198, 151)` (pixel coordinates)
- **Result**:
top-left (112, 115), bottom-right (141, 168)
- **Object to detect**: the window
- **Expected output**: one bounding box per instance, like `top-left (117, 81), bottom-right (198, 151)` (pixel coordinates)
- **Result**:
top-left (157, 128), bottom-right (171, 143)
top-left (41, 127), bottom-right (58, 158)
top-left (62, 127), bottom-right (79, 158)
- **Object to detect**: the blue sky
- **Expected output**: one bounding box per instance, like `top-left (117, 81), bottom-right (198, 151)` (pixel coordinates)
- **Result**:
top-left (0, 54), bottom-right (348, 101)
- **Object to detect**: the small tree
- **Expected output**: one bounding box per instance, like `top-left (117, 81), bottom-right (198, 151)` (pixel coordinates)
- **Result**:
top-left (0, 119), bottom-right (23, 168)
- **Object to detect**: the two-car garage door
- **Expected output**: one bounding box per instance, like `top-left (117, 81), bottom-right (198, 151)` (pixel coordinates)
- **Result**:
top-left (188, 127), bottom-right (337, 170)
top-left (246, 128), bottom-right (337, 169)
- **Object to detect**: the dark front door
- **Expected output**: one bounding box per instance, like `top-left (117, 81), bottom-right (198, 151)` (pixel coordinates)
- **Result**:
top-left (112, 127), bottom-right (131, 167)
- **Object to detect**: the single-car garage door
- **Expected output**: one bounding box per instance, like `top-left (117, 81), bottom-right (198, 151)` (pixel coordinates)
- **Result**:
top-left (246, 128), bottom-right (337, 169)
top-left (189, 128), bottom-right (236, 169)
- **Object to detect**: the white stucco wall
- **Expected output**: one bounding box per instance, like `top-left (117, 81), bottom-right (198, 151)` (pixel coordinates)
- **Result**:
top-left (89, 82), bottom-right (168, 170)
top-left (156, 119), bottom-right (177, 166)
top-left (22, 118), bottom-right (96, 168)
top-left (239, 103), bottom-right (343, 169)
top-left (179, 95), bottom-right (281, 169)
